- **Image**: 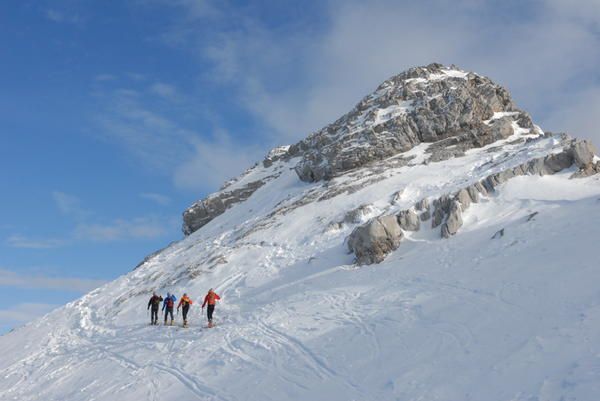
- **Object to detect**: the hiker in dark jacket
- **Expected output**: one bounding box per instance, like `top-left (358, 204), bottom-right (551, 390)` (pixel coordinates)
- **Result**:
top-left (147, 292), bottom-right (163, 325)
top-left (162, 292), bottom-right (177, 325)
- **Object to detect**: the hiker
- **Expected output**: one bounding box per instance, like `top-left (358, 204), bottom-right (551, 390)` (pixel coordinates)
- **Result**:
top-left (177, 293), bottom-right (193, 327)
top-left (147, 292), bottom-right (163, 325)
top-left (202, 288), bottom-right (221, 328)
top-left (162, 292), bottom-right (177, 325)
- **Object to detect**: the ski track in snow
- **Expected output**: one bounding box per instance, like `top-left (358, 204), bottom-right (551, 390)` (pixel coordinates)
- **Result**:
top-left (1, 134), bottom-right (600, 400)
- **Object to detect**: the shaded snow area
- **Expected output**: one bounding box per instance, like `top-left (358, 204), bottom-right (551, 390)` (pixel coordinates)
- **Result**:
top-left (1, 127), bottom-right (600, 401)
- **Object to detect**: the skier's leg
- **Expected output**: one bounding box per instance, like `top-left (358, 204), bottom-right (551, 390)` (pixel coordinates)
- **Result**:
top-left (207, 305), bottom-right (214, 322)
top-left (182, 305), bottom-right (189, 324)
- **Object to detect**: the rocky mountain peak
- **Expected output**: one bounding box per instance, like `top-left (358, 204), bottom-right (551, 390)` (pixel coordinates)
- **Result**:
top-left (289, 63), bottom-right (526, 181)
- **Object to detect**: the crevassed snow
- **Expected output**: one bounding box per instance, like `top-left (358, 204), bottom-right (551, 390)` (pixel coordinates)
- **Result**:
top-left (1, 133), bottom-right (599, 401)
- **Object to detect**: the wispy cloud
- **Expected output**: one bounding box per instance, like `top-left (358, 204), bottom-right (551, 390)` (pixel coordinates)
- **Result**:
top-left (94, 80), bottom-right (261, 191)
top-left (0, 303), bottom-right (57, 325)
top-left (6, 235), bottom-right (67, 249)
top-left (92, 0), bottom-right (599, 197)
top-left (74, 216), bottom-right (174, 242)
top-left (6, 190), bottom-right (176, 248)
top-left (146, 0), bottom-right (600, 147)
top-left (52, 191), bottom-right (89, 219)
top-left (149, 82), bottom-right (180, 102)
top-left (45, 9), bottom-right (82, 25)
top-left (0, 268), bottom-right (106, 292)
top-left (140, 192), bottom-right (171, 205)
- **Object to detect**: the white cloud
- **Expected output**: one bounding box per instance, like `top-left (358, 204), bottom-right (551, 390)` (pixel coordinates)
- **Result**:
top-left (52, 191), bottom-right (89, 219)
top-left (543, 87), bottom-right (600, 144)
top-left (94, 81), bottom-right (261, 192)
top-left (74, 216), bottom-right (176, 242)
top-left (149, 82), bottom-right (180, 101)
top-left (98, 0), bottom-right (598, 197)
top-left (154, 0), bottom-right (600, 144)
top-left (7, 189), bottom-right (176, 247)
top-left (140, 192), bottom-right (171, 205)
top-left (95, 88), bottom-right (196, 171)
top-left (0, 303), bottom-right (57, 325)
top-left (6, 235), bottom-right (67, 249)
top-left (0, 269), bottom-right (105, 292)
top-left (174, 129), bottom-right (264, 190)
top-left (45, 9), bottom-right (81, 25)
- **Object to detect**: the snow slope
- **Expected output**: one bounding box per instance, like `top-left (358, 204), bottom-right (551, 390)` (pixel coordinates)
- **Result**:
top-left (2, 65), bottom-right (600, 401)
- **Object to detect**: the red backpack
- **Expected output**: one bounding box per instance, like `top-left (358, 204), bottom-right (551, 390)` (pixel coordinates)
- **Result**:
top-left (167, 298), bottom-right (174, 308)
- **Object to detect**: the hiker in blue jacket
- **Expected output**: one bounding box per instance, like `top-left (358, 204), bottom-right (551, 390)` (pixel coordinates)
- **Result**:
top-left (162, 292), bottom-right (177, 326)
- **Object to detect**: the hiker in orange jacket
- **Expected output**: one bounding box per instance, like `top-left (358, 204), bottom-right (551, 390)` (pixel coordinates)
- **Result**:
top-left (177, 293), bottom-right (193, 327)
top-left (202, 288), bottom-right (221, 327)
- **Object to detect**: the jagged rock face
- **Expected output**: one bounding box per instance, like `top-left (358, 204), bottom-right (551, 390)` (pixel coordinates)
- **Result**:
top-left (181, 63), bottom-right (596, 237)
top-left (292, 63), bottom-right (526, 182)
top-left (182, 180), bottom-right (266, 235)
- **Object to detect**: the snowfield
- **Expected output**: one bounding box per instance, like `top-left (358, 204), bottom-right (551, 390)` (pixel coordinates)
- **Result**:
top-left (1, 132), bottom-right (600, 400)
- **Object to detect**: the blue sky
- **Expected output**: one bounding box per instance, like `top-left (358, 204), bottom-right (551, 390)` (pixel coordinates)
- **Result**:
top-left (1, 0), bottom-right (599, 333)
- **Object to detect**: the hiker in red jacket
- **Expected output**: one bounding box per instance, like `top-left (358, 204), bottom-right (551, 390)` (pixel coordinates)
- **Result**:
top-left (202, 288), bottom-right (221, 328)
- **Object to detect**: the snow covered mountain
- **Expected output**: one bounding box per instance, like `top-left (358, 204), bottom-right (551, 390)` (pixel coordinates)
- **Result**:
top-left (2, 63), bottom-right (600, 401)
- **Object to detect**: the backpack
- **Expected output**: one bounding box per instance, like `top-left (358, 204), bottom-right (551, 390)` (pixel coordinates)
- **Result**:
top-left (167, 298), bottom-right (174, 308)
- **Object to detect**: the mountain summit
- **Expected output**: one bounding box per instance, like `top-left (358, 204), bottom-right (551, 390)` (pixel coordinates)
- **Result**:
top-left (2, 64), bottom-right (600, 401)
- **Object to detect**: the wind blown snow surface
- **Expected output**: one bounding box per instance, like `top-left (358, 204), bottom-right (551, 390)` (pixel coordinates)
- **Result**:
top-left (1, 126), bottom-right (600, 401)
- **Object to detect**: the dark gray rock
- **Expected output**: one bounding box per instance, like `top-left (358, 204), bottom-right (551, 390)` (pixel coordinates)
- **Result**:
top-left (474, 182), bottom-right (488, 196)
top-left (432, 195), bottom-right (452, 228)
top-left (571, 139), bottom-right (597, 167)
top-left (441, 201), bottom-right (463, 238)
top-left (183, 180), bottom-right (265, 235)
top-left (491, 228), bottom-right (505, 239)
top-left (466, 185), bottom-right (480, 203)
top-left (455, 189), bottom-right (471, 210)
top-left (415, 198), bottom-right (430, 211)
top-left (543, 151), bottom-right (574, 173)
top-left (347, 215), bottom-right (403, 265)
top-left (398, 210), bottom-right (420, 231)
top-left (571, 162), bottom-right (600, 178)
top-left (526, 158), bottom-right (547, 176)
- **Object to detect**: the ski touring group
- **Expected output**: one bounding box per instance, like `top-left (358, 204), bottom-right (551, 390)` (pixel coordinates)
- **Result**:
top-left (147, 288), bottom-right (220, 328)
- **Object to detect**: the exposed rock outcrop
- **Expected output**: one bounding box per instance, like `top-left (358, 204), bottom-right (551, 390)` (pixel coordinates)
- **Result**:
top-left (347, 139), bottom-right (599, 265)
top-left (183, 180), bottom-right (266, 235)
top-left (292, 63), bottom-right (533, 182)
top-left (398, 210), bottom-right (420, 231)
top-left (441, 201), bottom-right (463, 238)
top-left (347, 216), bottom-right (403, 265)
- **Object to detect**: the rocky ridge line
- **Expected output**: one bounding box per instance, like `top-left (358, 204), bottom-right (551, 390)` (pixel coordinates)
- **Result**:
top-left (182, 146), bottom-right (291, 235)
top-left (347, 138), bottom-right (599, 265)
top-left (290, 62), bottom-right (532, 181)
top-left (182, 63), bottom-right (535, 235)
